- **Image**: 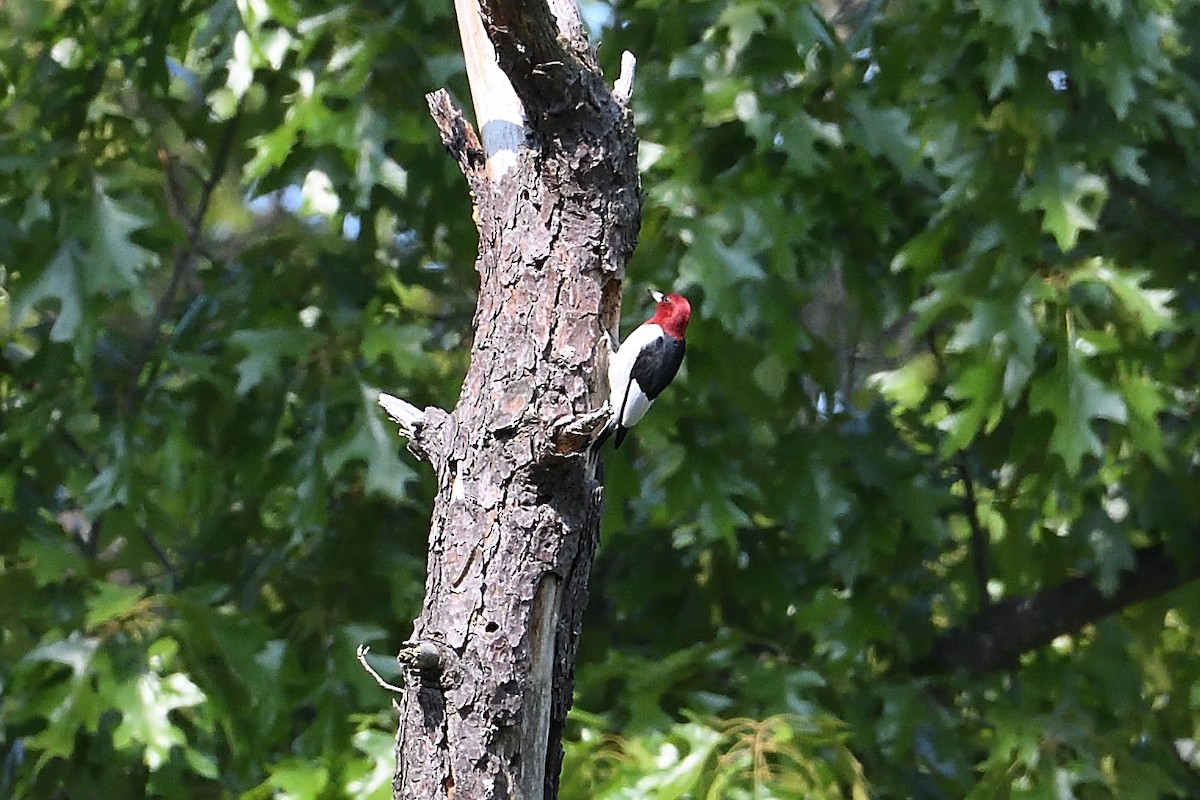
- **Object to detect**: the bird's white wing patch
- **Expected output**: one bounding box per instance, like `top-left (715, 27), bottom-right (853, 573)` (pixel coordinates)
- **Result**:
top-left (608, 323), bottom-right (664, 428)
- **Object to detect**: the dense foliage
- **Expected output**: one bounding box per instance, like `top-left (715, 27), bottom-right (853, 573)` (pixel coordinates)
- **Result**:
top-left (3, 0), bottom-right (1198, 797)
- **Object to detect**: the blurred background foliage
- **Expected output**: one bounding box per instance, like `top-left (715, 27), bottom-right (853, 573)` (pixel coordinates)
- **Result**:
top-left (2, 0), bottom-right (1199, 797)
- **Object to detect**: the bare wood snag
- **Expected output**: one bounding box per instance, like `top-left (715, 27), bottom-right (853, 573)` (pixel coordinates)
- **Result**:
top-left (380, 0), bottom-right (641, 797)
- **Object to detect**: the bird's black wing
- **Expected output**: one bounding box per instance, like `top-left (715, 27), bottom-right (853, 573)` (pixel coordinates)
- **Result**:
top-left (630, 337), bottom-right (685, 400)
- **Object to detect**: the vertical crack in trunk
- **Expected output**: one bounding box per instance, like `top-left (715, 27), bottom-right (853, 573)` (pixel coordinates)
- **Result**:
top-left (520, 574), bottom-right (561, 796)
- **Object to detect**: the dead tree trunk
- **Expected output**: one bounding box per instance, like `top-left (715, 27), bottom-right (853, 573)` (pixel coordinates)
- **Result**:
top-left (380, 0), bottom-right (640, 797)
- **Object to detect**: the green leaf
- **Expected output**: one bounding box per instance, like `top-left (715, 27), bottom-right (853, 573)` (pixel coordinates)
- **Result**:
top-left (752, 354), bottom-right (787, 400)
top-left (717, 3), bottom-right (766, 56)
top-left (987, 52), bottom-right (1018, 100)
top-left (87, 183), bottom-right (154, 298)
top-left (1071, 260), bottom-right (1175, 335)
top-left (1019, 164), bottom-right (1107, 251)
top-left (246, 120), bottom-right (301, 180)
top-left (21, 642), bottom-right (110, 763)
top-left (1098, 62), bottom-right (1136, 120)
top-left (677, 228), bottom-right (764, 324)
top-left (11, 241), bottom-right (85, 341)
top-left (18, 533), bottom-right (87, 587)
top-left (1109, 146), bottom-right (1149, 185)
top-left (939, 359), bottom-right (1003, 453)
top-left (1118, 370), bottom-right (1167, 467)
top-left (774, 109), bottom-right (838, 176)
top-left (229, 327), bottom-right (322, 394)
top-left (980, 0), bottom-right (1051, 53)
top-left (323, 383), bottom-right (416, 500)
top-left (1028, 341), bottom-right (1127, 474)
top-left (265, 760), bottom-right (331, 799)
top-left (345, 729), bottom-right (395, 800)
top-left (359, 322), bottom-right (429, 374)
top-left (112, 671), bottom-right (207, 771)
top-left (85, 582), bottom-right (145, 629)
top-left (84, 427), bottom-right (133, 515)
top-left (299, 169), bottom-right (340, 216)
top-left (945, 289), bottom-right (1039, 404)
top-left (22, 633), bottom-right (100, 678)
top-left (847, 100), bottom-right (918, 176)
top-left (1085, 509), bottom-right (1134, 597)
top-left (870, 353), bottom-right (937, 411)
top-left (791, 454), bottom-right (852, 559)
top-left (185, 748), bottom-right (220, 780)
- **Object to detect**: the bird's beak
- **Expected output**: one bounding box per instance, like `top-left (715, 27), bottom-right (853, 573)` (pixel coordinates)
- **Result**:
top-left (648, 289), bottom-right (664, 303)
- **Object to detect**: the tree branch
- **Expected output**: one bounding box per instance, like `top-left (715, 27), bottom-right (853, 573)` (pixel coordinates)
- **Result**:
top-left (479, 0), bottom-right (604, 126)
top-left (356, 645), bottom-right (405, 694)
top-left (1110, 176), bottom-right (1200, 250)
top-left (613, 51), bottom-right (637, 107)
top-left (483, 0), bottom-right (573, 75)
top-left (956, 455), bottom-right (991, 611)
top-left (453, 0), bottom-right (526, 178)
top-left (425, 89), bottom-right (487, 192)
top-left (123, 109), bottom-right (243, 416)
top-left (922, 543), bottom-right (1200, 675)
top-left (378, 392), bottom-right (447, 464)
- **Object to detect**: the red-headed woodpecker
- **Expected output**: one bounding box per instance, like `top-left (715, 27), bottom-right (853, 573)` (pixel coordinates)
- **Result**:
top-left (596, 289), bottom-right (692, 450)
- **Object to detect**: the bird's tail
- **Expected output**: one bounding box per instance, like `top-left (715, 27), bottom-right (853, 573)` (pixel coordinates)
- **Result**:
top-left (589, 418), bottom-right (618, 454)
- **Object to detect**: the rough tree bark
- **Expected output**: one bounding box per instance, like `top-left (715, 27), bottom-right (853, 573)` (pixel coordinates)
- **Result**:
top-left (379, 0), bottom-right (640, 797)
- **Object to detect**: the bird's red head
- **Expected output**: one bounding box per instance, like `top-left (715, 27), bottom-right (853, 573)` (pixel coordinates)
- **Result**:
top-left (648, 290), bottom-right (691, 340)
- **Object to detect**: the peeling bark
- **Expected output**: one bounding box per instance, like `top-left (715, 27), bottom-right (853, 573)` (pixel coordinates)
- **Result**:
top-left (390, 1), bottom-right (640, 797)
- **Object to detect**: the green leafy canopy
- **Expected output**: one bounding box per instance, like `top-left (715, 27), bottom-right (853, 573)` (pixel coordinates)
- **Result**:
top-left (3, 0), bottom-right (1200, 798)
